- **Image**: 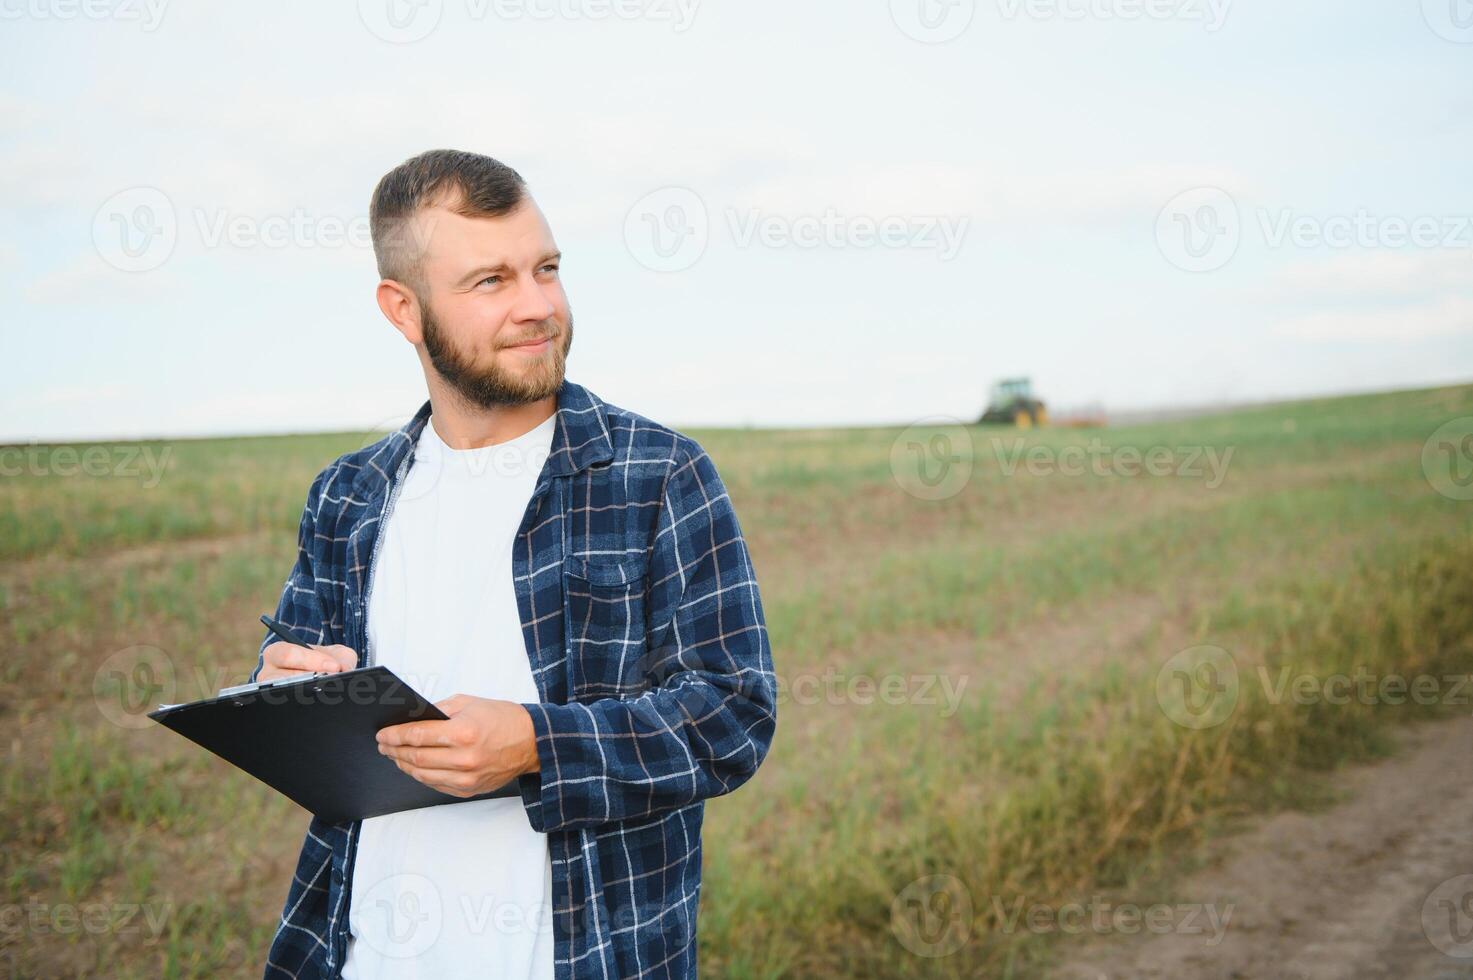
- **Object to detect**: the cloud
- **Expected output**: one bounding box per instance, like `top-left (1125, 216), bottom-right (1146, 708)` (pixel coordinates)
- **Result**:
top-left (1269, 250), bottom-right (1473, 342)
top-left (1270, 250), bottom-right (1472, 300)
top-left (24, 254), bottom-right (172, 305)
top-left (1276, 296), bottom-right (1473, 342)
top-left (733, 163), bottom-right (1249, 226)
top-left (0, 142), bottom-right (98, 212)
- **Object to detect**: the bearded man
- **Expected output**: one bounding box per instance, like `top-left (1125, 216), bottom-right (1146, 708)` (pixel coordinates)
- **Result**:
top-left (251, 149), bottom-right (776, 980)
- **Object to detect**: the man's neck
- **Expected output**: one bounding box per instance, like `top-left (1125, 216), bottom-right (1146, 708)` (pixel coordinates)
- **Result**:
top-left (425, 385), bottom-right (558, 450)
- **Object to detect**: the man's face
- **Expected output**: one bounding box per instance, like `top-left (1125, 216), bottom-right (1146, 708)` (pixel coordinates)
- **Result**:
top-left (410, 197), bottom-right (573, 408)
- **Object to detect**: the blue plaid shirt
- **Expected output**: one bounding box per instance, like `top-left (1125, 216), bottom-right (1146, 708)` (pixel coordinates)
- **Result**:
top-left (252, 379), bottom-right (777, 978)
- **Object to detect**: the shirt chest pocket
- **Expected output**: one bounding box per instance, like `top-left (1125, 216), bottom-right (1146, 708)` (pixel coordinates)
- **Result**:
top-left (563, 554), bottom-right (651, 701)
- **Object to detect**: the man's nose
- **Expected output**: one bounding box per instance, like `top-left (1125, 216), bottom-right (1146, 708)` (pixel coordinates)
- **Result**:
top-left (511, 278), bottom-right (556, 322)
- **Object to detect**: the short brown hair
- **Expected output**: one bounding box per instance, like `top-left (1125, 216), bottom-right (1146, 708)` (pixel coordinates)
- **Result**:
top-left (369, 149), bottom-right (528, 290)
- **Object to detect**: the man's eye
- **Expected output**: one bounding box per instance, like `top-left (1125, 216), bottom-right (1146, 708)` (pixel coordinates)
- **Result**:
top-left (478, 275), bottom-right (502, 287)
top-left (539, 264), bottom-right (560, 275)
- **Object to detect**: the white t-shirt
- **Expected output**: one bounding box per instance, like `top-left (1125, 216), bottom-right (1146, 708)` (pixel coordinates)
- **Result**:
top-left (341, 411), bottom-right (558, 980)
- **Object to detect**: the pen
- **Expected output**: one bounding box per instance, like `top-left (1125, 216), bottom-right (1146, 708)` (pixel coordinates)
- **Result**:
top-left (260, 614), bottom-right (315, 648)
top-left (213, 616), bottom-right (331, 699)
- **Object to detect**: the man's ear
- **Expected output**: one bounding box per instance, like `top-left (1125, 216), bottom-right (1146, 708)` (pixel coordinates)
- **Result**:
top-left (376, 279), bottom-right (424, 345)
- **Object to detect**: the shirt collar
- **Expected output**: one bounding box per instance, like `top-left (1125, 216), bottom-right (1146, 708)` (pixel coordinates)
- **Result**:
top-left (353, 377), bottom-right (614, 494)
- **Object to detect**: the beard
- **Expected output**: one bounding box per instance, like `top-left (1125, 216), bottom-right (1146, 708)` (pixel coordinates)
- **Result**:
top-left (421, 302), bottom-right (574, 409)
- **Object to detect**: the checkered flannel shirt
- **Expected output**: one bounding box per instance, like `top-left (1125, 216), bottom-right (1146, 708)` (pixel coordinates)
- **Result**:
top-left (251, 378), bottom-right (777, 978)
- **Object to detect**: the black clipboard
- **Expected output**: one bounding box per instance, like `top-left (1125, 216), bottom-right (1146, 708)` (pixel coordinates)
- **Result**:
top-left (148, 665), bottom-right (520, 821)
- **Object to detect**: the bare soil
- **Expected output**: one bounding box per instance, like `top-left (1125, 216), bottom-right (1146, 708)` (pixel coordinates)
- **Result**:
top-left (1051, 715), bottom-right (1473, 980)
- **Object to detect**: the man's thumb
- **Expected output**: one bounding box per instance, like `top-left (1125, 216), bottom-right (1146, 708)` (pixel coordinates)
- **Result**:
top-left (435, 694), bottom-right (469, 716)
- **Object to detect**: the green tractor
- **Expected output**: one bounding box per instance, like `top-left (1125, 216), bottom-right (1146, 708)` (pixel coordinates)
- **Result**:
top-left (979, 377), bottom-right (1049, 428)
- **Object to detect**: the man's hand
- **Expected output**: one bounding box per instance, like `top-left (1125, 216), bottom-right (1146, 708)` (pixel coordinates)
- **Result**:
top-left (257, 641), bottom-right (357, 682)
top-left (376, 695), bottom-right (540, 798)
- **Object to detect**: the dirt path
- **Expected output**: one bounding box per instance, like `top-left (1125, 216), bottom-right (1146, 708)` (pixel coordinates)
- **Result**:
top-left (1052, 714), bottom-right (1473, 980)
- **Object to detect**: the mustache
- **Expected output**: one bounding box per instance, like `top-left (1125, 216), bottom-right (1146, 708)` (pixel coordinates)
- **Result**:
top-left (499, 325), bottom-right (560, 349)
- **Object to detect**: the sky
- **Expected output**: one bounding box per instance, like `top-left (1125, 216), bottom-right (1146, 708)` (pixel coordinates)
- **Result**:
top-left (2, 0), bottom-right (1470, 440)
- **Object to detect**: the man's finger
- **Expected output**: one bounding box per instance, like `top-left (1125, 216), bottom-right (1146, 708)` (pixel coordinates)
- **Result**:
top-left (265, 643), bottom-right (345, 674)
top-left (389, 758), bottom-right (476, 796)
top-left (377, 719), bottom-right (455, 748)
top-left (322, 645), bottom-right (358, 671)
top-left (378, 743), bottom-right (470, 770)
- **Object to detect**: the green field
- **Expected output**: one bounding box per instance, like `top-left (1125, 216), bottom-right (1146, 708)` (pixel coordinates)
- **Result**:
top-left (4, 383), bottom-right (1473, 977)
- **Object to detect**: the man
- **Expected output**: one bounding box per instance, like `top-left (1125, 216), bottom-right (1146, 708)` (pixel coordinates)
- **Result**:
top-left (250, 149), bottom-right (777, 979)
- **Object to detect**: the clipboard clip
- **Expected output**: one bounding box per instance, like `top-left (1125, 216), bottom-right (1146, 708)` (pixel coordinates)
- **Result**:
top-left (217, 672), bottom-right (333, 698)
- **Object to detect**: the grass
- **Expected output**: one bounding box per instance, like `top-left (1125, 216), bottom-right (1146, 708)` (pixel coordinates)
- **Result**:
top-left (720, 537), bottom-right (1473, 977)
top-left (2, 381), bottom-right (1471, 976)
